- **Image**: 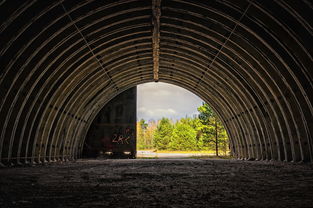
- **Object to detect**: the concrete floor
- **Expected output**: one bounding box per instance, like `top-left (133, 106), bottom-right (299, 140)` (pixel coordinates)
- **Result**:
top-left (0, 159), bottom-right (313, 208)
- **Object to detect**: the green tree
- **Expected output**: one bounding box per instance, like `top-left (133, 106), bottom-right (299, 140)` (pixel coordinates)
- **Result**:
top-left (187, 117), bottom-right (204, 150)
top-left (198, 103), bottom-right (214, 124)
top-left (137, 119), bottom-right (147, 149)
top-left (168, 118), bottom-right (198, 150)
top-left (137, 103), bottom-right (229, 154)
top-left (144, 120), bottom-right (157, 149)
top-left (197, 103), bottom-right (229, 156)
top-left (137, 119), bottom-right (157, 150)
top-left (153, 118), bottom-right (173, 150)
top-left (139, 119), bottom-right (148, 129)
top-left (197, 103), bottom-right (214, 151)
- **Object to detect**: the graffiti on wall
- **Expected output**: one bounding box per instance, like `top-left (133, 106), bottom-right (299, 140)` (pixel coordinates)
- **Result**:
top-left (112, 127), bottom-right (135, 145)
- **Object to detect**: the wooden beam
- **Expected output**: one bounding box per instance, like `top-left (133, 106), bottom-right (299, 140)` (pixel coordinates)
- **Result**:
top-left (152, 0), bottom-right (161, 82)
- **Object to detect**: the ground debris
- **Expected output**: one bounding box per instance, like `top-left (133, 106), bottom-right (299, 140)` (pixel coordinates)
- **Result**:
top-left (0, 159), bottom-right (312, 207)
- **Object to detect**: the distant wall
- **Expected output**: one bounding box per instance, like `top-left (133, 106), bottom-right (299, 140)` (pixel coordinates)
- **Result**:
top-left (83, 87), bottom-right (137, 158)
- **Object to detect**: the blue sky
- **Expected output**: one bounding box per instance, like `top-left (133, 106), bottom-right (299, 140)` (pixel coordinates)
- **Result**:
top-left (137, 82), bottom-right (204, 121)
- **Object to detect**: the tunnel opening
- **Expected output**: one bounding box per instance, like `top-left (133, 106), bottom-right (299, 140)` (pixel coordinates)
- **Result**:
top-left (136, 82), bottom-right (230, 159)
top-left (83, 82), bottom-right (230, 160)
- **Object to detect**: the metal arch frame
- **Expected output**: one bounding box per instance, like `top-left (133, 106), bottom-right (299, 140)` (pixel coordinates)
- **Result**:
top-left (158, 28), bottom-right (282, 159)
top-left (50, 35), bottom-right (254, 161)
top-left (247, 0), bottom-right (313, 161)
top-left (42, 44), bottom-right (240, 159)
top-left (0, 0), bottom-right (246, 162)
top-left (0, 0), bottom-right (312, 166)
top-left (78, 75), bottom-right (238, 158)
top-left (161, 0), bottom-right (312, 160)
top-left (160, 48), bottom-right (263, 158)
top-left (0, 0), bottom-right (302, 161)
top-left (29, 1), bottom-right (312, 161)
top-left (161, 0), bottom-right (312, 161)
top-left (42, 48), bottom-right (152, 161)
top-left (159, 54), bottom-right (255, 157)
top-left (7, 19), bottom-right (152, 162)
top-left (69, 2), bottom-right (268, 161)
top-left (66, 48), bottom-right (264, 161)
top-left (0, 1), bottom-right (152, 163)
top-left (169, 0), bottom-right (312, 119)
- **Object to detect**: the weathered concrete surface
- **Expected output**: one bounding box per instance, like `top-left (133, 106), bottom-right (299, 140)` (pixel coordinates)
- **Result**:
top-left (1, 159), bottom-right (313, 208)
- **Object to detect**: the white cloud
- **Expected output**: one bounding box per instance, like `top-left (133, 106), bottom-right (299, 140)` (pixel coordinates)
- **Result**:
top-left (137, 82), bottom-right (204, 121)
top-left (139, 107), bottom-right (177, 117)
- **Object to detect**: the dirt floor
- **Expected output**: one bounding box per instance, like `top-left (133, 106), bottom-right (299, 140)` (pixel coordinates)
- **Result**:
top-left (0, 159), bottom-right (313, 208)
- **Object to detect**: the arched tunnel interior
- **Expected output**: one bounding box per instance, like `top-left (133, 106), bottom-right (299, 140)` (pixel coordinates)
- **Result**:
top-left (1, 0), bottom-right (312, 165)
top-left (0, 0), bottom-right (313, 207)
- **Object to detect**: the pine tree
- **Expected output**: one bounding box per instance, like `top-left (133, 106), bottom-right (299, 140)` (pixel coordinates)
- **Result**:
top-left (169, 118), bottom-right (197, 150)
top-left (197, 103), bottom-right (229, 155)
top-left (137, 119), bottom-right (148, 149)
top-left (153, 118), bottom-right (173, 150)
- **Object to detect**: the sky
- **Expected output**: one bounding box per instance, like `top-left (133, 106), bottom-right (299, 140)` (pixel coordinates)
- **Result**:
top-left (137, 82), bottom-right (204, 121)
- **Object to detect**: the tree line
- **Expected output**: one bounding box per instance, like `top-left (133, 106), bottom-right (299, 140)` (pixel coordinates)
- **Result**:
top-left (137, 103), bottom-right (229, 156)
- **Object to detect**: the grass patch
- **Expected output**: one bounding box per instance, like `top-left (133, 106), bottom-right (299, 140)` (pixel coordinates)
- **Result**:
top-left (155, 150), bottom-right (216, 154)
top-left (138, 149), bottom-right (230, 155)
top-left (136, 157), bottom-right (159, 159)
top-left (188, 155), bottom-right (234, 159)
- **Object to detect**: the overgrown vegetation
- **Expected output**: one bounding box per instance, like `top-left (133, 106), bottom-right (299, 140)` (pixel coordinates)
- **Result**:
top-left (137, 103), bottom-right (229, 156)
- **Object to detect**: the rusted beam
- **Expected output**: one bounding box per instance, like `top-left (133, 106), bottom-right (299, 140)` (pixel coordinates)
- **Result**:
top-left (152, 0), bottom-right (161, 82)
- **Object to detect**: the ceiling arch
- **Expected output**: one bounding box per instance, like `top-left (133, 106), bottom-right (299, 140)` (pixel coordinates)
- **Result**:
top-left (0, 0), bottom-right (312, 166)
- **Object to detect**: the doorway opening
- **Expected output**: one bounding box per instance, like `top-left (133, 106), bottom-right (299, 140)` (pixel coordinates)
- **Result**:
top-left (82, 82), bottom-right (230, 159)
top-left (136, 82), bottom-right (230, 159)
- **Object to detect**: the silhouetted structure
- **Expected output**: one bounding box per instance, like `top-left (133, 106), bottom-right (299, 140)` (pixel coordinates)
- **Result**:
top-left (83, 87), bottom-right (136, 159)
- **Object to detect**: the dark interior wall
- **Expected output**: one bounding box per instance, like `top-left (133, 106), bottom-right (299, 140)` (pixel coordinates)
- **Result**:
top-left (83, 87), bottom-right (137, 158)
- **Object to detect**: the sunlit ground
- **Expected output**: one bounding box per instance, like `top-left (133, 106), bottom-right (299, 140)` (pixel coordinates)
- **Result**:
top-left (136, 150), bottom-right (231, 159)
